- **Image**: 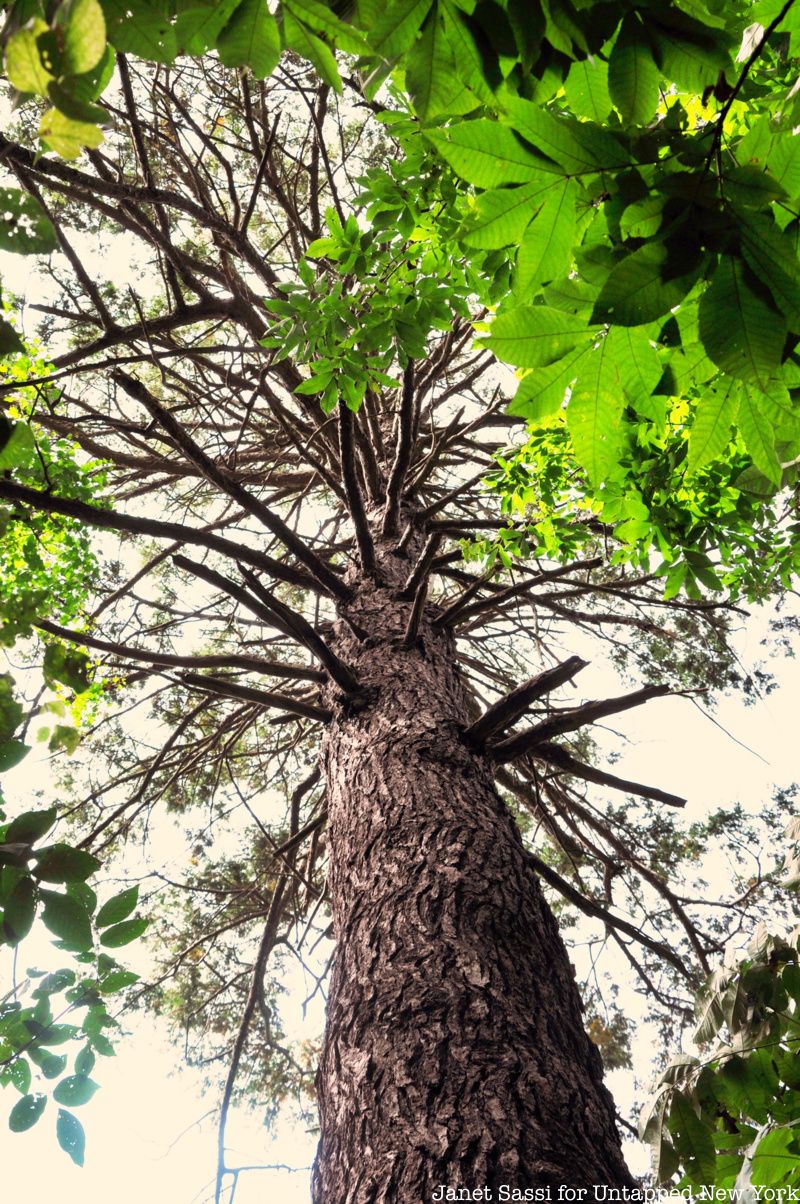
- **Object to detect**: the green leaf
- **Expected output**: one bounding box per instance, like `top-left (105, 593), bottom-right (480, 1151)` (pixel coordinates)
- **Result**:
top-left (99, 917), bottom-right (148, 947)
top-left (29, 1048), bottom-right (68, 1079)
top-left (9, 1056), bottom-right (31, 1095)
top-left (47, 79), bottom-right (107, 125)
top-left (698, 256), bottom-right (786, 389)
top-left (507, 344), bottom-right (591, 422)
top-left (667, 1090), bottom-right (716, 1184)
top-left (281, 9), bottom-right (340, 90)
top-left (3, 876), bottom-right (37, 943)
top-left (96, 885), bottom-right (139, 928)
top-left (8, 1093), bottom-right (46, 1133)
top-left (504, 98), bottom-right (631, 175)
top-left (725, 166), bottom-right (787, 210)
top-left (739, 213), bottom-right (800, 331)
top-left (4, 807), bottom-right (57, 845)
top-left (567, 335), bottom-right (627, 485)
top-left (56, 1108), bottom-right (85, 1166)
top-left (368, 0), bottom-right (433, 58)
top-left (688, 380), bottom-right (740, 474)
top-left (480, 305), bottom-right (592, 369)
top-left (33, 845), bottom-right (100, 884)
top-left (750, 1127), bottom-right (800, 1187)
top-left (4, 20), bottom-right (53, 95)
top-left (0, 189), bottom-right (58, 255)
top-left (43, 645), bottom-right (92, 694)
top-left (0, 740), bottom-right (30, 772)
top-left (609, 16), bottom-right (660, 125)
top-left (98, 969), bottom-right (139, 993)
top-left (607, 326), bottom-right (663, 418)
top-left (564, 58), bottom-right (612, 122)
top-left (40, 891), bottom-right (93, 951)
top-left (174, 0), bottom-right (241, 54)
top-left (738, 386), bottom-right (782, 486)
top-left (592, 241), bottom-right (704, 327)
top-left (53, 1074), bottom-right (99, 1107)
top-left (405, 11), bottom-right (477, 120)
top-left (460, 178), bottom-right (555, 250)
top-left (60, 0), bottom-right (107, 75)
top-left (426, 122), bottom-right (547, 188)
top-left (217, 0), bottom-right (280, 78)
top-left (514, 178), bottom-right (576, 299)
top-left (74, 1046), bottom-right (95, 1076)
top-left (39, 108), bottom-right (104, 158)
top-left (100, 0), bottom-right (177, 62)
top-left (0, 319), bottom-right (24, 356)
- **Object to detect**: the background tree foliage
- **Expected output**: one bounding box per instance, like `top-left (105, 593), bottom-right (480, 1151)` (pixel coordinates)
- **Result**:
top-left (0, 0), bottom-right (797, 1195)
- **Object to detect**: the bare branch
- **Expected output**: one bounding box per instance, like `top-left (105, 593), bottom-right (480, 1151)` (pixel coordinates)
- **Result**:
top-left (464, 657), bottom-right (589, 748)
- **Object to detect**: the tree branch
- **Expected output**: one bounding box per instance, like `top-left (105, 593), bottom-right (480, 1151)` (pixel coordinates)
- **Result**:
top-left (178, 672), bottom-right (330, 723)
top-left (382, 361), bottom-right (415, 537)
top-left (0, 478), bottom-right (318, 592)
top-left (112, 370), bottom-right (350, 600)
top-left (536, 742), bottom-right (686, 809)
top-left (464, 656), bottom-right (588, 748)
top-left (491, 684), bottom-right (672, 763)
top-left (34, 618), bottom-right (323, 683)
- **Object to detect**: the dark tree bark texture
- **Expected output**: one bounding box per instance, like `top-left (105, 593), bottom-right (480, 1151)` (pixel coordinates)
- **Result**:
top-left (314, 533), bottom-right (635, 1201)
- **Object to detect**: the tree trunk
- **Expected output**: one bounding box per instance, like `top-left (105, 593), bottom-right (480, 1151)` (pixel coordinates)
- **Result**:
top-left (312, 540), bottom-right (635, 1202)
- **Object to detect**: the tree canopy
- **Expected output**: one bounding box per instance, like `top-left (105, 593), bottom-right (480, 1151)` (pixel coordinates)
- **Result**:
top-left (0, 0), bottom-right (798, 1198)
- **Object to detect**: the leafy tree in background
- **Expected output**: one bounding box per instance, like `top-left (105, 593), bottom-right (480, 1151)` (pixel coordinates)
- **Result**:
top-left (0, 0), bottom-right (798, 1199)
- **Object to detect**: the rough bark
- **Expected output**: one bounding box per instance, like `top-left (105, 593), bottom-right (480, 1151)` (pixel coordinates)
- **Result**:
top-left (313, 532), bottom-right (634, 1202)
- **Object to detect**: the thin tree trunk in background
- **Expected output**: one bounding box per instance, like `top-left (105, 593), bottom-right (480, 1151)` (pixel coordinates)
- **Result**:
top-left (313, 534), bottom-right (635, 1201)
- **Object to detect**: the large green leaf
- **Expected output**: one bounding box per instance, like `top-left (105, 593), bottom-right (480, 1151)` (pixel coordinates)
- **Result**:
top-left (460, 178), bottom-right (555, 250)
top-left (100, 0), bottom-right (177, 62)
top-left (4, 20), bottom-right (53, 95)
top-left (369, 0), bottom-right (433, 58)
top-left (514, 178), bottom-right (576, 299)
top-left (606, 326), bottom-right (663, 418)
top-left (38, 109), bottom-right (104, 159)
top-left (737, 387), bottom-right (782, 485)
top-left (33, 845), bottom-right (101, 884)
top-left (217, 0), bottom-right (280, 78)
top-left (738, 213), bottom-right (800, 331)
top-left (563, 58), bottom-right (612, 122)
top-left (480, 305), bottom-right (593, 368)
top-left (99, 917), bottom-right (148, 947)
top-left (592, 241), bottom-right (704, 326)
top-left (40, 890), bottom-right (93, 952)
top-left (53, 1074), bottom-right (99, 1107)
top-left (4, 807), bottom-right (57, 845)
top-left (59, 0), bottom-right (107, 75)
top-left (0, 189), bottom-right (58, 255)
top-left (609, 16), bottom-right (660, 125)
top-left (504, 98), bottom-right (631, 175)
top-left (507, 344), bottom-right (592, 422)
top-left (174, 0), bottom-right (242, 54)
top-left (95, 885), bottom-right (139, 928)
top-left (567, 335), bottom-right (627, 485)
top-left (405, 11), bottom-right (477, 119)
top-left (8, 1094), bottom-right (46, 1133)
top-left (56, 1108), bottom-right (85, 1166)
top-left (3, 876), bottom-right (37, 944)
top-left (688, 381), bottom-right (740, 475)
top-left (698, 255), bottom-right (786, 389)
top-left (667, 1090), bottom-right (717, 1184)
top-left (426, 122), bottom-right (547, 188)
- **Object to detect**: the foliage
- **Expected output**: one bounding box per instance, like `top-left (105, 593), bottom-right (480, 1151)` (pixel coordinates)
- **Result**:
top-left (643, 858), bottom-right (800, 1191)
top-left (3, 0), bottom-right (800, 543)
